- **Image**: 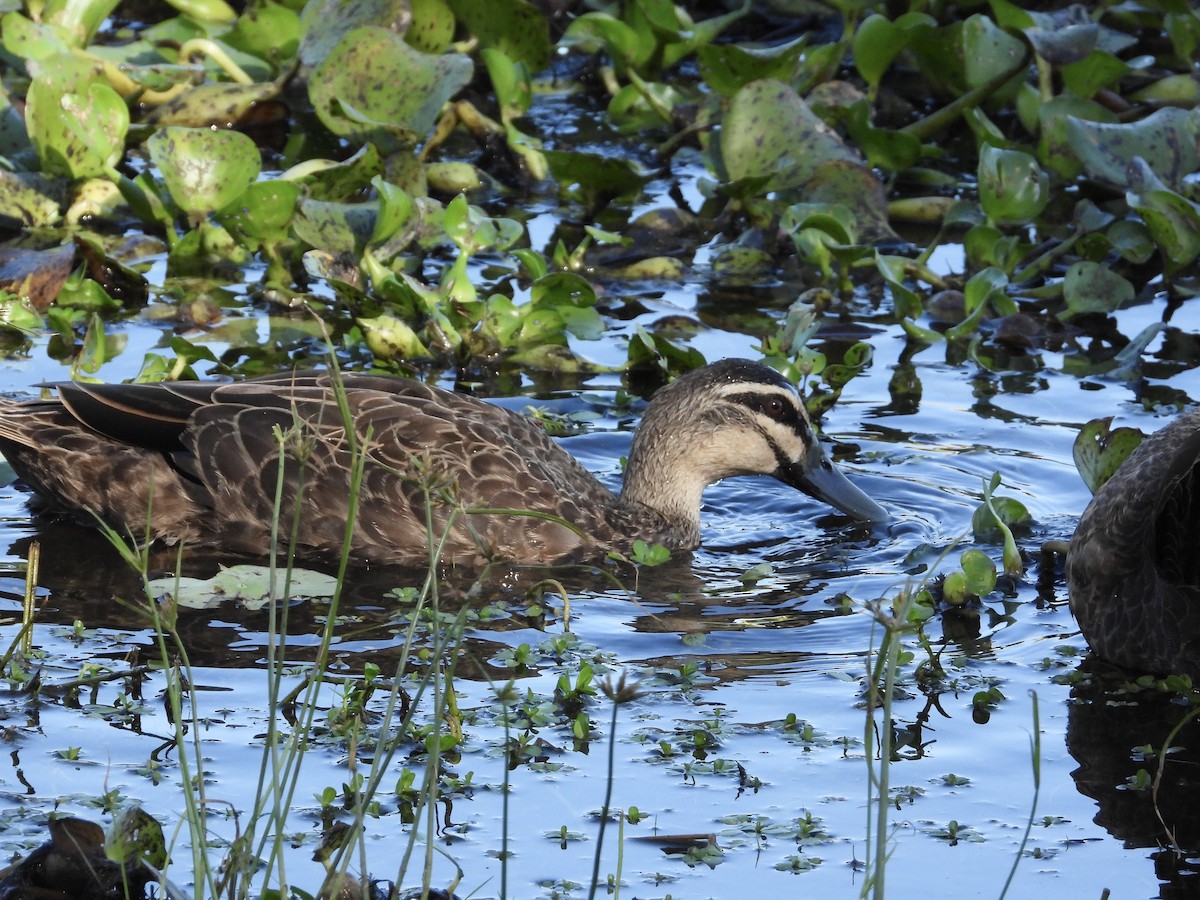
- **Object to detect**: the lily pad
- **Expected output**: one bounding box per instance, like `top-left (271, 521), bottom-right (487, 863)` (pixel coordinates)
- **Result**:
top-left (147, 564), bottom-right (340, 610)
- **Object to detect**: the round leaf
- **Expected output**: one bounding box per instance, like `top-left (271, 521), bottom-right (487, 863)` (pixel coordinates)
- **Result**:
top-left (146, 126), bottom-right (261, 218)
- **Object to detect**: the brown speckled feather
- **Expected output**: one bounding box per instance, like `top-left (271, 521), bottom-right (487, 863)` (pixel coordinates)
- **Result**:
top-left (0, 361), bottom-right (886, 565)
top-left (1067, 406), bottom-right (1200, 676)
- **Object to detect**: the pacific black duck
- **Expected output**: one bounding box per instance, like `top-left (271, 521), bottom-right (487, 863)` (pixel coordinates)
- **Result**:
top-left (1067, 406), bottom-right (1200, 675)
top-left (0, 359), bottom-right (887, 566)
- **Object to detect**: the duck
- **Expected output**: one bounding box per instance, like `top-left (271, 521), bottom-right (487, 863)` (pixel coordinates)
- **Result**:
top-left (1067, 406), bottom-right (1200, 676)
top-left (0, 359), bottom-right (887, 566)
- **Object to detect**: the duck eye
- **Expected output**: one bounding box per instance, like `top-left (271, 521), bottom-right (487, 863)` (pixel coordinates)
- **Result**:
top-left (765, 397), bottom-right (787, 419)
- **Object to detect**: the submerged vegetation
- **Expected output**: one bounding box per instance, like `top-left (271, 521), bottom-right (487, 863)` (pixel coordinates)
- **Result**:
top-left (0, 0), bottom-right (1197, 897)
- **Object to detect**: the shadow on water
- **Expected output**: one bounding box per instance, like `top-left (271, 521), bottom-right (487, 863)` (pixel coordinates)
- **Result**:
top-left (1068, 658), bottom-right (1200, 894)
top-left (1, 513), bottom-right (888, 684)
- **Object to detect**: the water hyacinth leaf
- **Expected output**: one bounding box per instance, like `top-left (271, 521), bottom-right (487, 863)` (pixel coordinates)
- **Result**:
top-left (696, 36), bottom-right (807, 96)
top-left (25, 57), bottom-right (129, 179)
top-left (224, 1), bottom-right (302, 59)
top-left (960, 548), bottom-right (997, 596)
top-left (531, 271), bottom-right (597, 309)
top-left (543, 149), bottom-right (653, 201)
top-left (58, 83), bottom-right (129, 177)
top-left (106, 805), bottom-right (168, 870)
top-left (973, 473), bottom-right (1028, 576)
top-left (1066, 108), bottom-right (1200, 190)
top-left (1035, 95), bottom-right (1116, 181)
top-left (41, 0), bottom-right (120, 47)
top-left (1060, 50), bottom-right (1128, 99)
top-left (406, 0), bottom-right (455, 53)
top-left (1126, 187), bottom-right (1200, 275)
top-left (844, 101), bottom-right (922, 173)
top-left (293, 197), bottom-right (380, 257)
top-left (852, 13), bottom-right (934, 95)
top-left (1020, 14), bottom-right (1098, 66)
top-left (978, 144), bottom-right (1049, 226)
top-left (483, 48), bottom-right (532, 121)
top-left (0, 11), bottom-right (74, 61)
top-left (0, 170), bottom-right (64, 227)
top-left (446, 0), bottom-right (551, 71)
top-left (282, 144), bottom-right (385, 202)
top-left (215, 180), bottom-right (300, 248)
top-left (297, 0), bottom-right (411, 68)
top-left (658, 0), bottom-right (751, 70)
top-left (1073, 417), bottom-right (1143, 495)
top-left (358, 313), bottom-right (432, 360)
top-left (146, 127), bottom-right (260, 220)
top-left (1061, 260), bottom-right (1134, 319)
top-left (309, 26), bottom-right (473, 146)
top-left (1106, 219), bottom-right (1155, 264)
top-left (0, 296), bottom-right (43, 335)
top-left (1130, 74), bottom-right (1200, 107)
top-left (962, 13), bottom-right (1026, 91)
top-left (963, 266), bottom-right (1012, 317)
top-left (564, 11), bottom-right (654, 72)
top-left (369, 178), bottom-right (416, 249)
top-left (852, 14), bottom-right (904, 91)
top-left (148, 564), bottom-right (339, 609)
top-left (607, 80), bottom-right (680, 132)
top-left (942, 570), bottom-right (971, 606)
top-left (145, 81), bottom-right (284, 128)
top-left (801, 160), bottom-right (899, 244)
top-left (720, 79), bottom-right (861, 192)
top-left (628, 325), bottom-right (707, 375)
top-left (165, 0), bottom-right (238, 23)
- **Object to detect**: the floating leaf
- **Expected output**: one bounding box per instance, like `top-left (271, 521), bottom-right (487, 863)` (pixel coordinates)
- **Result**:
top-left (1072, 418), bottom-right (1143, 495)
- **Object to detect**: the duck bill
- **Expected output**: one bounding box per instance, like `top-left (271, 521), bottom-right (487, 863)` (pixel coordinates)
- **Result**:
top-left (782, 450), bottom-right (888, 523)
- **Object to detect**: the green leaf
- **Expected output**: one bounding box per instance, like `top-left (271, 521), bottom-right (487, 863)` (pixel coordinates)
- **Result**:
top-left (1126, 184), bottom-right (1200, 275)
top-left (977, 144), bottom-right (1049, 226)
top-left (1060, 260), bottom-right (1134, 319)
top-left (26, 58), bottom-right (130, 180)
top-left (146, 126), bottom-right (261, 219)
top-left (960, 548), bottom-right (997, 596)
top-left (1066, 108), bottom-right (1200, 190)
top-left (1072, 418), bottom-right (1143, 495)
top-left (308, 25), bottom-right (473, 148)
top-left (720, 80), bottom-right (861, 193)
top-left (446, 0), bottom-right (550, 71)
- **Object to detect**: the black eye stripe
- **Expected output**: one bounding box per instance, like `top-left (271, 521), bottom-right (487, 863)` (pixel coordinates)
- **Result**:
top-left (728, 391), bottom-right (796, 421)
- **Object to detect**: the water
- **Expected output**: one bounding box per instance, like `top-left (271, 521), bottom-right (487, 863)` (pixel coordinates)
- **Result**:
top-left (0, 288), bottom-right (1196, 898)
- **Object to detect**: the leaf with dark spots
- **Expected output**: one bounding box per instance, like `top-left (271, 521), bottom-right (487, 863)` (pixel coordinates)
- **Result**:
top-left (0, 243), bottom-right (76, 309)
top-left (1066, 108), bottom-right (1200, 190)
top-left (308, 25), bottom-right (472, 149)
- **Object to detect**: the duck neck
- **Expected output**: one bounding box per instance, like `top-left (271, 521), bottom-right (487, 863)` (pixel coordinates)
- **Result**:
top-left (618, 431), bottom-right (706, 549)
